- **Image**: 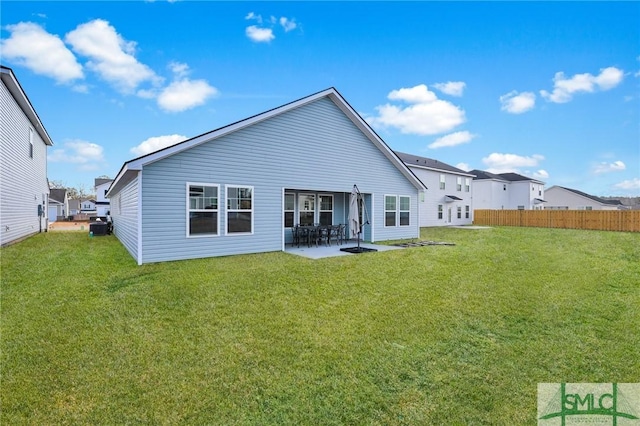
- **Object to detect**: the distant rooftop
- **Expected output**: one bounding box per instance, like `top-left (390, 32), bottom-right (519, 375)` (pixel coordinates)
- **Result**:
top-left (395, 151), bottom-right (474, 175)
top-left (554, 186), bottom-right (622, 205)
top-left (470, 170), bottom-right (544, 184)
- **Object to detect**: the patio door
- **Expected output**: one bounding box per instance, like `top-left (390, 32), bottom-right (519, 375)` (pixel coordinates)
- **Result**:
top-left (298, 193), bottom-right (315, 226)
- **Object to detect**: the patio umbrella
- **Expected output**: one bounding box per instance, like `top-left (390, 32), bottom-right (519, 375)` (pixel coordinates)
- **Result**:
top-left (348, 185), bottom-right (360, 239)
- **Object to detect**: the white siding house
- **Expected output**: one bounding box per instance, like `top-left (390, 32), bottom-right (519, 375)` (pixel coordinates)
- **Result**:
top-left (470, 170), bottom-right (545, 210)
top-left (107, 88), bottom-right (426, 264)
top-left (396, 152), bottom-right (474, 226)
top-left (545, 186), bottom-right (622, 210)
top-left (94, 178), bottom-right (113, 216)
top-left (0, 66), bottom-right (53, 246)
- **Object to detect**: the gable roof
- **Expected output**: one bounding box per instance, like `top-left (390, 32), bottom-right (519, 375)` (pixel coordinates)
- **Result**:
top-left (498, 172), bottom-right (544, 184)
top-left (395, 151), bottom-right (475, 177)
top-left (549, 185), bottom-right (622, 205)
top-left (108, 87), bottom-right (426, 195)
top-left (469, 169), bottom-right (544, 184)
top-left (95, 178), bottom-right (113, 187)
top-left (49, 188), bottom-right (67, 203)
top-left (469, 169), bottom-right (508, 182)
top-left (0, 65), bottom-right (53, 146)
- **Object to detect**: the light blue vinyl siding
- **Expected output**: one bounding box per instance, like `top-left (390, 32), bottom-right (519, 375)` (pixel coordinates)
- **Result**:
top-left (112, 174), bottom-right (139, 262)
top-left (139, 97), bottom-right (418, 263)
top-left (0, 79), bottom-right (49, 246)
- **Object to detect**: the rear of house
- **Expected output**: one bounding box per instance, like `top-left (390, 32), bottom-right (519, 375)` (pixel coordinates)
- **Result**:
top-left (0, 66), bottom-right (53, 246)
top-left (545, 185), bottom-right (622, 210)
top-left (108, 88), bottom-right (425, 264)
top-left (397, 152), bottom-right (474, 226)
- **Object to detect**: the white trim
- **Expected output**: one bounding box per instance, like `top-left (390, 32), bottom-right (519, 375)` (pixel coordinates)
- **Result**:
top-left (399, 195), bottom-right (411, 227)
top-left (186, 182), bottom-right (220, 238)
top-left (108, 88), bottom-right (427, 197)
top-left (137, 172), bottom-right (143, 266)
top-left (370, 193), bottom-right (375, 242)
top-left (224, 184), bottom-right (254, 235)
top-left (318, 193), bottom-right (334, 225)
top-left (281, 188), bottom-right (286, 251)
top-left (0, 66), bottom-right (54, 146)
top-left (384, 194), bottom-right (397, 227)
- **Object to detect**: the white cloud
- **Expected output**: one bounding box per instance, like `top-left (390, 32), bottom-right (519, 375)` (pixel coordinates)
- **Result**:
top-left (433, 81), bottom-right (466, 97)
top-left (48, 140), bottom-right (105, 171)
top-left (540, 66), bottom-right (624, 103)
top-left (245, 12), bottom-right (263, 24)
top-left (279, 17), bottom-right (297, 32)
top-left (368, 84), bottom-right (466, 136)
top-left (169, 61), bottom-right (189, 78)
top-left (455, 162), bottom-right (470, 172)
top-left (0, 22), bottom-right (83, 84)
top-left (65, 19), bottom-right (161, 93)
top-left (157, 79), bottom-right (218, 112)
top-left (613, 178), bottom-right (640, 190)
top-left (246, 25), bottom-right (275, 43)
top-left (594, 160), bottom-right (626, 174)
top-left (500, 91), bottom-right (536, 114)
top-left (482, 153), bottom-right (545, 174)
top-left (130, 134), bottom-right (187, 156)
top-left (428, 131), bottom-right (476, 149)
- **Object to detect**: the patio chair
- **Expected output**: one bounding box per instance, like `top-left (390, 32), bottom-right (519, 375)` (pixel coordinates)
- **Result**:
top-left (328, 225), bottom-right (342, 246)
top-left (291, 226), bottom-right (300, 247)
top-left (316, 226), bottom-right (330, 246)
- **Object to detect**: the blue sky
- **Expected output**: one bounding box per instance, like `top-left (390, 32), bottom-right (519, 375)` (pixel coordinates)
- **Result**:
top-left (2, 1), bottom-right (639, 196)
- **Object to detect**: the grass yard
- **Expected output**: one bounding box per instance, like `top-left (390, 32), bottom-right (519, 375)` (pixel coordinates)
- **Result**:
top-left (1, 227), bottom-right (638, 425)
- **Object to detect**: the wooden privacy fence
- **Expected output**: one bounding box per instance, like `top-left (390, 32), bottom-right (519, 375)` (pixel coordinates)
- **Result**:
top-left (473, 209), bottom-right (640, 232)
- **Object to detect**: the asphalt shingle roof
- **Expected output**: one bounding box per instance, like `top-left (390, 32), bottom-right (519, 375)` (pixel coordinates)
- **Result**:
top-left (395, 151), bottom-right (472, 175)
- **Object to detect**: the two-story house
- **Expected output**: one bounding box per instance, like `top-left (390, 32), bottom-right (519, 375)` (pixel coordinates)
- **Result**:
top-left (1, 65), bottom-right (54, 246)
top-left (396, 152), bottom-right (475, 226)
top-left (470, 170), bottom-right (545, 210)
top-left (94, 178), bottom-right (113, 216)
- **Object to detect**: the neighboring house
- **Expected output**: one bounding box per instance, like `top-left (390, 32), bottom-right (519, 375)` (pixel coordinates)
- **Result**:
top-left (470, 170), bottom-right (546, 210)
top-left (69, 199), bottom-right (81, 216)
top-left (49, 188), bottom-right (69, 220)
top-left (47, 198), bottom-right (62, 223)
top-left (0, 65), bottom-right (53, 246)
top-left (107, 88), bottom-right (426, 265)
top-left (544, 185), bottom-right (623, 210)
top-left (396, 152), bottom-right (474, 226)
top-left (95, 178), bottom-right (113, 216)
top-left (80, 199), bottom-right (96, 213)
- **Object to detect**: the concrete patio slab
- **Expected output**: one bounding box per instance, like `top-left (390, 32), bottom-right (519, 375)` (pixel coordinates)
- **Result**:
top-left (285, 241), bottom-right (403, 259)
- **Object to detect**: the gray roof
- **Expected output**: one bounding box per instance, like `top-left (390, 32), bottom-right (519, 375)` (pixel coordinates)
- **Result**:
top-left (95, 178), bottom-right (113, 187)
top-left (395, 151), bottom-right (474, 176)
top-left (555, 186), bottom-right (622, 205)
top-left (470, 169), bottom-right (544, 184)
top-left (49, 188), bottom-right (67, 203)
top-left (468, 169), bottom-right (507, 181)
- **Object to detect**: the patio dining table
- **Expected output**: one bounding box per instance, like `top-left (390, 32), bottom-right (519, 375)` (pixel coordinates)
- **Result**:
top-left (292, 224), bottom-right (345, 248)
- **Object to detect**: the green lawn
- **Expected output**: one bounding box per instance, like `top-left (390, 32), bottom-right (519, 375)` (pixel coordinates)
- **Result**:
top-left (1, 227), bottom-right (638, 425)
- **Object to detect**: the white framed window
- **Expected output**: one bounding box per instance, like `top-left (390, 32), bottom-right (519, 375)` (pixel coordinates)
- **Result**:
top-left (298, 193), bottom-right (315, 226)
top-left (465, 178), bottom-right (470, 192)
top-left (226, 185), bottom-right (253, 234)
top-left (319, 194), bottom-right (333, 226)
top-left (284, 193), bottom-right (295, 228)
top-left (457, 206), bottom-right (462, 219)
top-left (456, 177), bottom-right (462, 191)
top-left (399, 196), bottom-right (410, 226)
top-left (465, 205), bottom-right (470, 219)
top-left (187, 183), bottom-right (219, 237)
top-left (385, 195), bottom-right (397, 227)
top-left (439, 174), bottom-right (446, 190)
top-left (517, 205), bottom-right (525, 210)
top-left (29, 128), bottom-right (34, 158)
top-left (437, 204), bottom-right (443, 219)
